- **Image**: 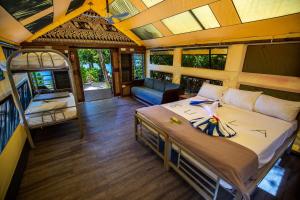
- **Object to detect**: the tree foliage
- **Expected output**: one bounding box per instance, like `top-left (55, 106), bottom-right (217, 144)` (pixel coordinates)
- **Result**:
top-left (77, 49), bottom-right (111, 83)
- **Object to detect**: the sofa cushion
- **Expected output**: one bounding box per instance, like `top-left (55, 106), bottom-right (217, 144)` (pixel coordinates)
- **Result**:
top-left (144, 78), bottom-right (154, 89)
top-left (165, 82), bottom-right (180, 91)
top-left (153, 79), bottom-right (165, 92)
top-left (131, 86), bottom-right (163, 105)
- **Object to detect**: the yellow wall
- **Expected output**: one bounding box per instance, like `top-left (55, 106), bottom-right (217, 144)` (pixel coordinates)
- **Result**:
top-left (0, 46), bottom-right (28, 200)
top-left (146, 44), bottom-right (248, 88)
top-left (146, 44), bottom-right (300, 93)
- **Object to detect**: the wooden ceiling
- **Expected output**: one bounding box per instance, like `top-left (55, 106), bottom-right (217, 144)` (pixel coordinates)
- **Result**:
top-left (0, 0), bottom-right (299, 48)
top-left (32, 10), bottom-right (136, 46)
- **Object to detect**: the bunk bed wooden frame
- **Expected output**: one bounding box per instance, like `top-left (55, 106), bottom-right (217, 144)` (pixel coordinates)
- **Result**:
top-left (6, 49), bottom-right (84, 148)
top-left (134, 107), bottom-right (298, 200)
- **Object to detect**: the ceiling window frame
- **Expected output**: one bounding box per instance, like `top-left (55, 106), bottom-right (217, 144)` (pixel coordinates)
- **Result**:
top-left (161, 5), bottom-right (220, 35)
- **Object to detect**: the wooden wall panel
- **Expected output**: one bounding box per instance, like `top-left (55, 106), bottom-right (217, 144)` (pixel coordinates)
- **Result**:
top-left (69, 48), bottom-right (85, 102)
top-left (111, 49), bottom-right (121, 96)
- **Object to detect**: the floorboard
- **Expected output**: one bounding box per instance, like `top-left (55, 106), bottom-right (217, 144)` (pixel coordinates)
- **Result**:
top-left (17, 97), bottom-right (300, 200)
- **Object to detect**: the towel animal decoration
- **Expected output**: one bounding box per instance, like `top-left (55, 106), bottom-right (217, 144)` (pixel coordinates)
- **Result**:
top-left (190, 101), bottom-right (237, 138)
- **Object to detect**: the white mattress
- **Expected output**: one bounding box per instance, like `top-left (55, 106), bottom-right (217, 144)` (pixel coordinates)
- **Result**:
top-left (10, 52), bottom-right (68, 70)
top-left (25, 93), bottom-right (77, 128)
top-left (162, 96), bottom-right (297, 168)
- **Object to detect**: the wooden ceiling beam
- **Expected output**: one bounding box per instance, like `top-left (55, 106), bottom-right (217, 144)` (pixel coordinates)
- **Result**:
top-left (53, 0), bottom-right (71, 21)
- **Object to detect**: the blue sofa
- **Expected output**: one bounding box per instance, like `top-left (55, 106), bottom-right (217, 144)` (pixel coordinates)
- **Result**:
top-left (131, 78), bottom-right (183, 105)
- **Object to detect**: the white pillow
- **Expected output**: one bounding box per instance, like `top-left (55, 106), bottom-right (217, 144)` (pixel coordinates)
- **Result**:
top-left (254, 95), bottom-right (300, 122)
top-left (197, 83), bottom-right (227, 100)
top-left (26, 101), bottom-right (67, 114)
top-left (222, 88), bottom-right (262, 111)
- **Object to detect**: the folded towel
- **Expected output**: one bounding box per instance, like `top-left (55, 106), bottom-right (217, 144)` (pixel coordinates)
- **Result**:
top-left (190, 116), bottom-right (236, 138)
top-left (189, 101), bottom-right (236, 137)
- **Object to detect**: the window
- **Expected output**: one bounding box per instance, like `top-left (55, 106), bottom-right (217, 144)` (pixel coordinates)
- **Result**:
top-left (131, 24), bottom-right (163, 40)
top-left (109, 0), bottom-right (140, 20)
top-left (0, 95), bottom-right (20, 153)
top-left (233, 0), bottom-right (300, 23)
top-left (31, 71), bottom-right (54, 91)
top-left (161, 5), bottom-right (220, 34)
top-left (133, 53), bottom-right (145, 80)
top-left (150, 50), bottom-right (173, 65)
top-left (150, 70), bottom-right (173, 82)
top-left (191, 5), bottom-right (220, 29)
top-left (17, 80), bottom-right (32, 110)
top-left (182, 48), bottom-right (227, 70)
top-left (180, 75), bottom-right (223, 94)
top-left (162, 11), bottom-right (202, 34)
top-left (142, 0), bottom-right (164, 8)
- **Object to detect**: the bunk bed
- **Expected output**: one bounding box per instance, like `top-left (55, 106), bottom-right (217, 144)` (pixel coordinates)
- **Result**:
top-left (6, 49), bottom-right (84, 148)
top-left (134, 90), bottom-right (299, 200)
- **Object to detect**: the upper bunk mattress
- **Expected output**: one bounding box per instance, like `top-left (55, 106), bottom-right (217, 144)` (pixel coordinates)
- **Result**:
top-left (10, 52), bottom-right (68, 71)
top-left (162, 96), bottom-right (297, 168)
top-left (25, 93), bottom-right (77, 128)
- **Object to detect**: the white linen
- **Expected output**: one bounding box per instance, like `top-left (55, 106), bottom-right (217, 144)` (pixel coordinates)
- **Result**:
top-left (162, 96), bottom-right (297, 168)
top-left (25, 93), bottom-right (77, 128)
top-left (222, 88), bottom-right (262, 111)
top-left (25, 101), bottom-right (67, 114)
top-left (254, 94), bottom-right (300, 122)
top-left (197, 83), bottom-right (227, 100)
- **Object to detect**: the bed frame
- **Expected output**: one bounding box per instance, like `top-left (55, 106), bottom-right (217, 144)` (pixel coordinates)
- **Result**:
top-left (135, 111), bottom-right (298, 200)
top-left (5, 49), bottom-right (84, 148)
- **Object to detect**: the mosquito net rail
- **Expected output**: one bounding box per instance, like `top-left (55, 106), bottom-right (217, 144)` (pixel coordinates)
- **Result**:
top-left (8, 50), bottom-right (69, 72)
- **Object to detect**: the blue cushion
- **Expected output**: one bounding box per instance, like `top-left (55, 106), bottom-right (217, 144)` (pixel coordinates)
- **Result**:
top-left (131, 86), bottom-right (163, 105)
top-left (153, 79), bottom-right (165, 92)
top-left (144, 78), bottom-right (154, 89)
top-left (165, 82), bottom-right (180, 91)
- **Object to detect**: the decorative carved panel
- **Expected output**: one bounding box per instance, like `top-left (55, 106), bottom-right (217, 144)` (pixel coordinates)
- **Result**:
top-left (34, 10), bottom-right (136, 46)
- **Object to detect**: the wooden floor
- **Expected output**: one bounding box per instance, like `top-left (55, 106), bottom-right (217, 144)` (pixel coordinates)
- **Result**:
top-left (17, 97), bottom-right (300, 200)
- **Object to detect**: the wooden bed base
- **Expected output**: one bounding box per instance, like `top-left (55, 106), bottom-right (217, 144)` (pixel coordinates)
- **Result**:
top-left (135, 112), bottom-right (297, 200)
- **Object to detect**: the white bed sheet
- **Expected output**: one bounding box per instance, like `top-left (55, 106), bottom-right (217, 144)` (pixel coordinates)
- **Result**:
top-left (162, 96), bottom-right (297, 168)
top-left (25, 93), bottom-right (77, 128)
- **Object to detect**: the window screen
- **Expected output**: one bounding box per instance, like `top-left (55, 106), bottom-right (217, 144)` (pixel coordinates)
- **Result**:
top-left (182, 48), bottom-right (227, 70)
top-left (110, 0), bottom-right (140, 20)
top-left (150, 50), bottom-right (173, 66)
top-left (0, 95), bottom-right (20, 153)
top-left (150, 70), bottom-right (173, 82)
top-left (17, 80), bottom-right (32, 110)
top-left (180, 75), bottom-right (223, 94)
top-left (233, 0), bottom-right (300, 23)
top-left (131, 24), bottom-right (163, 40)
top-left (133, 53), bottom-right (145, 80)
top-left (31, 71), bottom-right (55, 91)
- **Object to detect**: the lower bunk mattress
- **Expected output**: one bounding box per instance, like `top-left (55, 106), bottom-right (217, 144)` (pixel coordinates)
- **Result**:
top-left (24, 93), bottom-right (77, 128)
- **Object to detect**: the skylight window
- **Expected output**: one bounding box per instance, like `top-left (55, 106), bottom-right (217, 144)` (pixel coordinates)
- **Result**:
top-left (109, 0), bottom-right (140, 20)
top-left (192, 5), bottom-right (220, 29)
top-left (142, 0), bottom-right (164, 8)
top-left (162, 11), bottom-right (202, 34)
top-left (233, 0), bottom-right (300, 23)
top-left (131, 24), bottom-right (163, 40)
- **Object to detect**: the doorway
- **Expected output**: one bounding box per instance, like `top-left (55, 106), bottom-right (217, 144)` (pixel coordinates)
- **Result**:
top-left (78, 49), bottom-right (113, 101)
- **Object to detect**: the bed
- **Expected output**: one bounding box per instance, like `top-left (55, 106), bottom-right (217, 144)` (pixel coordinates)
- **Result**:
top-left (5, 49), bottom-right (84, 148)
top-left (25, 93), bottom-right (77, 129)
top-left (135, 95), bottom-right (298, 200)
